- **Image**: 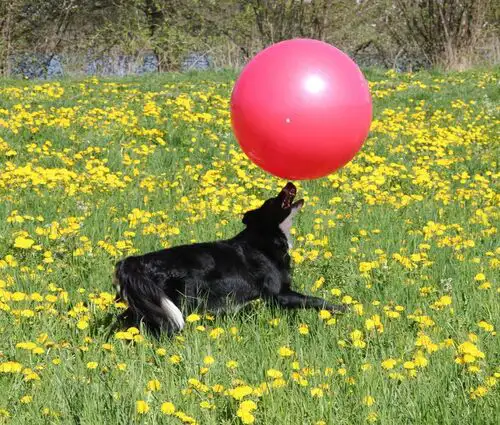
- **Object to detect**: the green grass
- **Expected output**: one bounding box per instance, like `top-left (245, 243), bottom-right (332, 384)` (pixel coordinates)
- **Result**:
top-left (0, 67), bottom-right (499, 425)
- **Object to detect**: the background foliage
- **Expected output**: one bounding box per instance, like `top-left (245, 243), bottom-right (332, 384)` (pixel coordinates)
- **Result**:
top-left (1, 0), bottom-right (499, 77)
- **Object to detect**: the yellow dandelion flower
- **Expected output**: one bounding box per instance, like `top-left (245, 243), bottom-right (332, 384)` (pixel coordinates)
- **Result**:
top-left (403, 361), bottom-right (416, 370)
top-left (136, 400), bottom-right (149, 414)
top-left (226, 360), bottom-right (238, 369)
top-left (310, 387), bottom-right (324, 397)
top-left (319, 310), bottom-right (331, 320)
top-left (203, 355), bottom-right (215, 365)
top-left (381, 358), bottom-right (397, 370)
top-left (236, 409), bottom-right (255, 424)
top-left (363, 395), bottom-right (375, 406)
top-left (209, 327), bottom-right (224, 339)
top-left (200, 400), bottom-right (215, 410)
top-left (298, 324), bottom-right (309, 335)
top-left (20, 395), bottom-right (33, 404)
top-left (478, 320), bottom-right (494, 332)
top-left (228, 385), bottom-right (253, 400)
top-left (266, 369), bottom-right (283, 379)
top-left (271, 378), bottom-right (286, 388)
top-left (14, 236), bottom-right (35, 249)
top-left (269, 318), bottom-right (280, 326)
top-left (147, 379), bottom-right (161, 391)
top-left (278, 346), bottom-right (294, 357)
top-left (169, 354), bottom-right (182, 364)
top-left (186, 313), bottom-right (201, 323)
top-left (239, 400), bottom-right (257, 411)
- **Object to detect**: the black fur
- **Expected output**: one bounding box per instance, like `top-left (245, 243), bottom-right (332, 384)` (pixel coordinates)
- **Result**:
top-left (114, 182), bottom-right (346, 335)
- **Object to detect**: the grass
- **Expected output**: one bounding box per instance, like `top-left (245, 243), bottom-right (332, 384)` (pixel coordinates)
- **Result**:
top-left (0, 66), bottom-right (499, 425)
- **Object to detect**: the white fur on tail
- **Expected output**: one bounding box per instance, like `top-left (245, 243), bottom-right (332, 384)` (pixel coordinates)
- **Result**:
top-left (160, 297), bottom-right (185, 330)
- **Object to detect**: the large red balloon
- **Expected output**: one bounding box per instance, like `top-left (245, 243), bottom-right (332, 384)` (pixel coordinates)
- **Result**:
top-left (230, 38), bottom-right (372, 180)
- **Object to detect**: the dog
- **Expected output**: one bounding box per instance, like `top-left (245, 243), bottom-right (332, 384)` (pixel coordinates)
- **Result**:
top-left (113, 182), bottom-right (346, 336)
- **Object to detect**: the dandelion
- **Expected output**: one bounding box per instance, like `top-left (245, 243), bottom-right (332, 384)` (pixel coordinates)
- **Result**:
top-left (337, 367), bottom-right (347, 376)
top-left (298, 324), bottom-right (309, 335)
top-left (381, 359), bottom-right (397, 370)
top-left (267, 369), bottom-right (283, 379)
top-left (226, 360), bottom-right (238, 369)
top-left (319, 310), bottom-right (331, 320)
top-left (169, 354), bottom-right (182, 364)
top-left (203, 355), bottom-right (215, 365)
top-left (363, 396), bottom-right (375, 406)
top-left (269, 318), bottom-right (280, 326)
top-left (13, 236), bottom-right (35, 249)
top-left (330, 288), bottom-right (342, 296)
top-left (115, 331), bottom-right (134, 340)
top-left (20, 395), bottom-right (33, 404)
top-left (271, 378), bottom-right (286, 388)
top-left (209, 327), bottom-right (224, 339)
top-left (212, 384), bottom-right (224, 393)
top-left (469, 386), bottom-right (488, 399)
top-left (365, 315), bottom-right (384, 333)
top-left (403, 361), bottom-right (416, 370)
top-left (278, 346), bottom-right (294, 357)
top-left (474, 273), bottom-right (486, 281)
top-left (161, 402), bottom-right (176, 415)
top-left (156, 348), bottom-right (167, 356)
top-left (239, 400), bottom-right (257, 411)
top-left (147, 379), bottom-right (161, 391)
top-left (361, 363), bottom-right (372, 372)
top-left (186, 313), bottom-right (201, 323)
top-left (237, 399), bottom-right (257, 424)
top-left (237, 410), bottom-right (255, 424)
top-left (310, 387), bottom-right (324, 397)
top-left (341, 295), bottom-right (353, 304)
top-left (136, 400), bottom-right (149, 414)
top-left (478, 320), bottom-right (494, 333)
top-left (228, 385), bottom-right (253, 400)
top-left (413, 352), bottom-right (429, 368)
top-left (200, 400), bottom-right (215, 410)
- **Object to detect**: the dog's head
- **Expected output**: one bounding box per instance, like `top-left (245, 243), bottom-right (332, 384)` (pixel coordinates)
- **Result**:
top-left (242, 182), bottom-right (304, 238)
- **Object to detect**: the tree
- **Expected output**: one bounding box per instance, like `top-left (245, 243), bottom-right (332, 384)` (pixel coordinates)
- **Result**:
top-left (387, 0), bottom-right (497, 68)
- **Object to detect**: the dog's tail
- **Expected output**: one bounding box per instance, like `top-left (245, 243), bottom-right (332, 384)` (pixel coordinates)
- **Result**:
top-left (114, 257), bottom-right (185, 335)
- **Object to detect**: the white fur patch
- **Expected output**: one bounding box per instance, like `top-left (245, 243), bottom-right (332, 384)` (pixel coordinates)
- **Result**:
top-left (161, 297), bottom-right (185, 330)
top-left (279, 204), bottom-right (302, 248)
top-left (120, 287), bottom-right (128, 302)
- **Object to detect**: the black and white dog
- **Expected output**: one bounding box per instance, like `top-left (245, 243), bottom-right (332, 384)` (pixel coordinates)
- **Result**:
top-left (114, 182), bottom-right (346, 335)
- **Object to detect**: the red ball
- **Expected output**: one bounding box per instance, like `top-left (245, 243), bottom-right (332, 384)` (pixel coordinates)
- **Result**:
top-left (230, 38), bottom-right (372, 180)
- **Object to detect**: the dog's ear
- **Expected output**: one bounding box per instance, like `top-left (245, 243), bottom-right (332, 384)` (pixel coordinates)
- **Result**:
top-left (242, 208), bottom-right (261, 227)
top-left (242, 211), bottom-right (253, 226)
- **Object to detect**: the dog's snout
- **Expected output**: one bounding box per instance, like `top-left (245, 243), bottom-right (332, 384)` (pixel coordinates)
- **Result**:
top-left (283, 182), bottom-right (296, 196)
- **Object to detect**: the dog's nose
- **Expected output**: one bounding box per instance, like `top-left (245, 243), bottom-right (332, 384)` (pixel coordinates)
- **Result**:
top-left (283, 182), bottom-right (296, 195)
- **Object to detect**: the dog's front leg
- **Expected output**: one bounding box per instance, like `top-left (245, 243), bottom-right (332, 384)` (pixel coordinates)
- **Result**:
top-left (269, 290), bottom-right (346, 313)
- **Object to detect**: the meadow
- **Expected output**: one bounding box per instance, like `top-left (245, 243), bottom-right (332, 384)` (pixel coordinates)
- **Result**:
top-left (0, 67), bottom-right (498, 425)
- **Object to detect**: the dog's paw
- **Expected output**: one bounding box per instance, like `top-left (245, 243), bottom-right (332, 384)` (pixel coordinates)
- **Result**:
top-left (330, 304), bottom-right (349, 314)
